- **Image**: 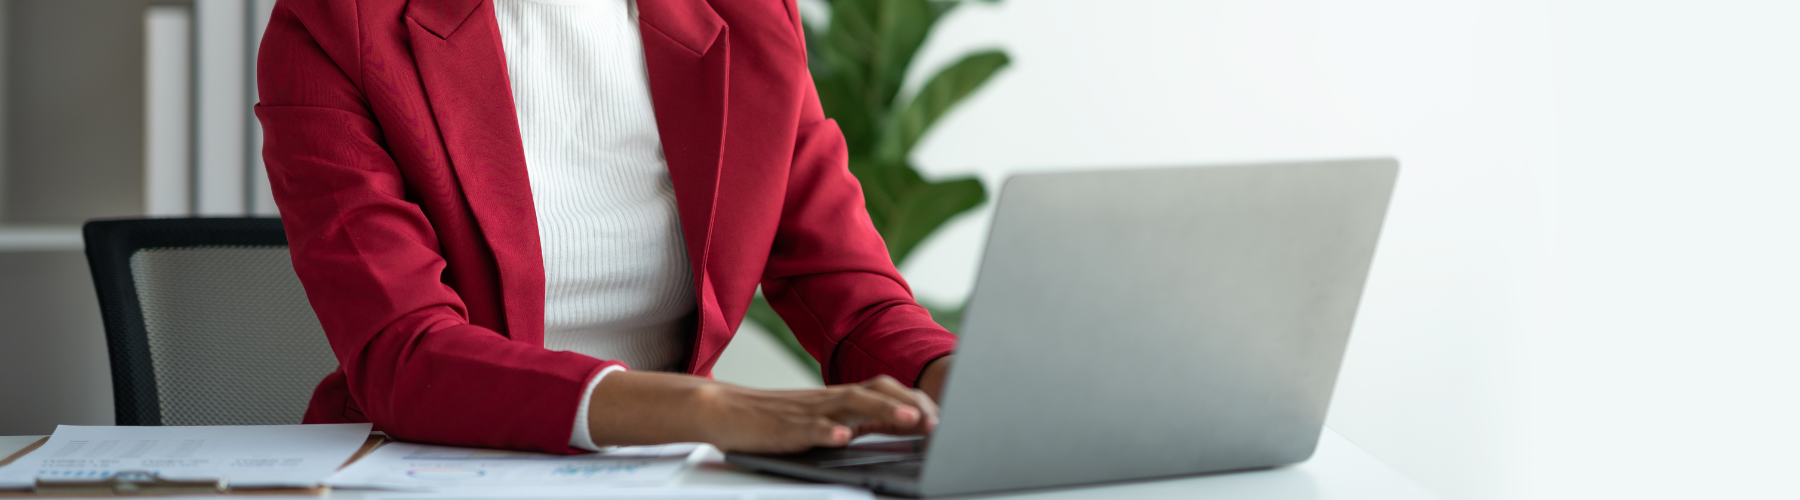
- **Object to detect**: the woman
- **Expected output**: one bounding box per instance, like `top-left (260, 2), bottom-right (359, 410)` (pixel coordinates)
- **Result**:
top-left (256, 0), bottom-right (956, 454)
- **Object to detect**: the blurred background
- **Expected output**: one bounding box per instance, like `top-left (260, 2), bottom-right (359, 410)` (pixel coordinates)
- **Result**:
top-left (0, 0), bottom-right (283, 437)
top-left (1, 1), bottom-right (1797, 499)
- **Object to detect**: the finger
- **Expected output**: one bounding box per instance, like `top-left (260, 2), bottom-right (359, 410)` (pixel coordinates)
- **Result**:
top-left (883, 379), bottom-right (939, 417)
top-left (849, 394), bottom-right (937, 437)
top-left (822, 386), bottom-right (920, 429)
top-left (852, 417), bottom-right (926, 437)
top-left (807, 417), bottom-right (853, 448)
top-left (860, 377), bottom-right (938, 431)
top-left (911, 389), bottom-right (939, 431)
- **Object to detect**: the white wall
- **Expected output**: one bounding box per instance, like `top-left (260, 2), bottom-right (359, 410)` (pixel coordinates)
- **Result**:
top-left (771, 1), bottom-right (1797, 499)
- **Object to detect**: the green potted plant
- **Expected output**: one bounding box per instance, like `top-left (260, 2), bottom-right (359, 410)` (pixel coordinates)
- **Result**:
top-left (744, 0), bottom-right (1009, 373)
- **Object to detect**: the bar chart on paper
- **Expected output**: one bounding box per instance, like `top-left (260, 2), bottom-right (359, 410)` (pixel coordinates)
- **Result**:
top-left (327, 442), bottom-right (700, 490)
top-left (363, 486), bottom-right (876, 500)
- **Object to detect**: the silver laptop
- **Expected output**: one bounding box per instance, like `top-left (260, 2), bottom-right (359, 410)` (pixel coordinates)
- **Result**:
top-left (726, 158), bottom-right (1398, 497)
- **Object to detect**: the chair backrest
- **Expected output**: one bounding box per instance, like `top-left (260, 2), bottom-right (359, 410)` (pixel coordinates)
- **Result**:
top-left (83, 218), bottom-right (337, 426)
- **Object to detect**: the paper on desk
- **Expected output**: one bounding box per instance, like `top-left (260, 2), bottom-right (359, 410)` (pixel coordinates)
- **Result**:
top-left (0, 423), bottom-right (373, 489)
top-left (327, 441), bottom-right (700, 490)
top-left (364, 485), bottom-right (874, 500)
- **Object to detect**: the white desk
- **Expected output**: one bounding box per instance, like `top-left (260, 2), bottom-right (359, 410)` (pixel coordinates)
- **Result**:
top-left (0, 429), bottom-right (1435, 499)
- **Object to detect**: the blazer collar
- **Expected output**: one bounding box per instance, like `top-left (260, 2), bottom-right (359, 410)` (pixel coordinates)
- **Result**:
top-left (407, 0), bottom-right (484, 39)
top-left (406, 0), bottom-right (723, 51)
top-left (637, 0), bottom-right (725, 55)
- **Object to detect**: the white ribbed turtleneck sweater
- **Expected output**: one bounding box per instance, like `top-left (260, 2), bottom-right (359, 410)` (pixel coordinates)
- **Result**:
top-left (494, 0), bottom-right (694, 451)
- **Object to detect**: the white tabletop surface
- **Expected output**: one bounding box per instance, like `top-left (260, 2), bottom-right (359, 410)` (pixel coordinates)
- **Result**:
top-left (0, 428), bottom-right (1435, 499)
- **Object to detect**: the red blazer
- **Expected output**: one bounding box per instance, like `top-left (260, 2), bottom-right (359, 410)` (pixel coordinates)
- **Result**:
top-left (255, 0), bottom-right (957, 454)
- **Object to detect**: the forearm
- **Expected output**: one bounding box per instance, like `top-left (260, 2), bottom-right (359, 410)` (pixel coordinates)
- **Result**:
top-left (582, 371), bottom-right (717, 447)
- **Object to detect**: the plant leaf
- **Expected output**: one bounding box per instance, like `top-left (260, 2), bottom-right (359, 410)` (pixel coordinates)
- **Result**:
top-left (875, 50), bottom-right (1010, 162)
top-left (882, 174), bottom-right (985, 264)
top-left (872, 0), bottom-right (937, 112)
top-left (819, 0), bottom-right (883, 155)
top-left (927, 0), bottom-right (959, 23)
top-left (813, 70), bottom-right (877, 156)
top-left (803, 20), bottom-right (827, 75)
top-left (917, 298), bottom-right (966, 334)
top-left (802, 1), bottom-right (1001, 341)
top-left (850, 158), bottom-right (925, 231)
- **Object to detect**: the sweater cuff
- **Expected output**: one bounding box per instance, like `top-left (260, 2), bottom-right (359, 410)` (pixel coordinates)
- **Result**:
top-left (568, 365), bottom-right (627, 452)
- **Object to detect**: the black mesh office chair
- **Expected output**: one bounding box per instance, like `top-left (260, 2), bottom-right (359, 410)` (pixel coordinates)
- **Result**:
top-left (83, 218), bottom-right (337, 426)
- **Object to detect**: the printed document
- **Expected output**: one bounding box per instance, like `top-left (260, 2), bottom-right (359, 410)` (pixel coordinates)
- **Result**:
top-left (364, 485), bottom-right (875, 500)
top-left (0, 424), bottom-right (372, 489)
top-left (137, 486), bottom-right (873, 500)
top-left (327, 441), bottom-right (699, 490)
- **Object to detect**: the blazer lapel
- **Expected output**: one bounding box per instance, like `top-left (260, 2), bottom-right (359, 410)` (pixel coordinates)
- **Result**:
top-left (405, 0), bottom-right (545, 345)
top-left (637, 1), bottom-right (731, 367)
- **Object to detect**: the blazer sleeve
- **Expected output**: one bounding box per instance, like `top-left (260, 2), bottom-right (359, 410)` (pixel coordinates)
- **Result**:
top-left (255, 1), bottom-right (611, 454)
top-left (759, 1), bottom-right (959, 387)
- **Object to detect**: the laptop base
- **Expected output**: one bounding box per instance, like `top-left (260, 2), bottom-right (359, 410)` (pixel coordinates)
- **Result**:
top-left (725, 438), bottom-right (926, 497)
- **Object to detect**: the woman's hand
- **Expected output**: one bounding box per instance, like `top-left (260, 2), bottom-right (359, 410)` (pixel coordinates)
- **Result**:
top-left (585, 371), bottom-right (939, 453)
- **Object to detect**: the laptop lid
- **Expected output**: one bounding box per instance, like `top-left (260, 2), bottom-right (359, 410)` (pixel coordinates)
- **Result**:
top-left (917, 159), bottom-right (1397, 497)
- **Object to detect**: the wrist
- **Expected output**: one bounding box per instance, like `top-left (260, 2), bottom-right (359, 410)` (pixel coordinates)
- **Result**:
top-left (683, 381), bottom-right (729, 443)
top-left (918, 354), bottom-right (954, 402)
top-left (586, 370), bottom-right (723, 447)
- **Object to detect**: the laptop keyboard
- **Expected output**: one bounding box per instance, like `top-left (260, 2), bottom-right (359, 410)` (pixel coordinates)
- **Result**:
top-left (831, 458), bottom-right (924, 479)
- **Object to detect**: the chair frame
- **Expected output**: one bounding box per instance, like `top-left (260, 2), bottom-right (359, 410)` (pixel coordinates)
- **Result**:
top-left (82, 217), bottom-right (288, 425)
